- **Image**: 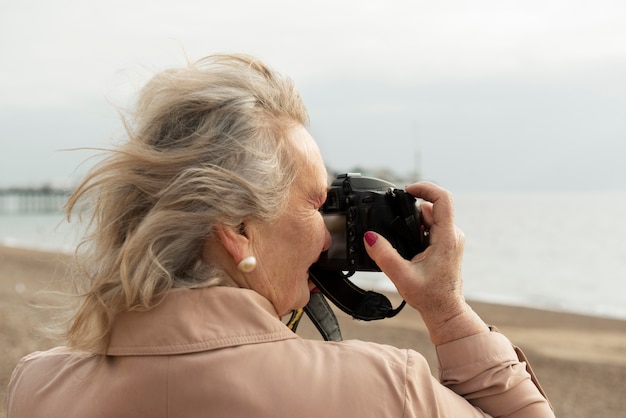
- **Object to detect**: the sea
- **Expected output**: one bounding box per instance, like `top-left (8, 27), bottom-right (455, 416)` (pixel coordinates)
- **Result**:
top-left (1, 191), bottom-right (626, 321)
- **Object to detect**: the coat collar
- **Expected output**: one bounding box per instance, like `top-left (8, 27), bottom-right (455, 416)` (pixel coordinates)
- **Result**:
top-left (107, 287), bottom-right (298, 356)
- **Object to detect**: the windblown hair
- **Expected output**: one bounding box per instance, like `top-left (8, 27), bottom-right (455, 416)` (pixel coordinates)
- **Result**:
top-left (64, 54), bottom-right (309, 353)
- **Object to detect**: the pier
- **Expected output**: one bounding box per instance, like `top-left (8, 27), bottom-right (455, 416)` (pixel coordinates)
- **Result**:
top-left (0, 186), bottom-right (72, 214)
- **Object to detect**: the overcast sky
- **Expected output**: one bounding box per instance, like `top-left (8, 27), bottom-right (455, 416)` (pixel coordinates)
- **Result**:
top-left (1, 0), bottom-right (625, 191)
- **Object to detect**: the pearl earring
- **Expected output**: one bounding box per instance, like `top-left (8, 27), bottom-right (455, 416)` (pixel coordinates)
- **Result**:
top-left (237, 256), bottom-right (257, 273)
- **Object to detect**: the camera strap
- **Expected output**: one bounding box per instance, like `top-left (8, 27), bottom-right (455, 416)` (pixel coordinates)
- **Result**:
top-left (286, 291), bottom-right (343, 341)
top-left (287, 270), bottom-right (406, 341)
top-left (309, 267), bottom-right (406, 321)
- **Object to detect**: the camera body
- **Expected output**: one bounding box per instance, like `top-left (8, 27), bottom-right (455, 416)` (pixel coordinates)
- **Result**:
top-left (314, 173), bottom-right (429, 274)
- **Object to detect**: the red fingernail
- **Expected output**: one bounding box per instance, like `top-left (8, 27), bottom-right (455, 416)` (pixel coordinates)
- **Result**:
top-left (364, 231), bottom-right (378, 246)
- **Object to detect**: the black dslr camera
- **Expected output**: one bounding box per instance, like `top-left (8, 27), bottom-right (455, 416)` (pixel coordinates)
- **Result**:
top-left (314, 173), bottom-right (429, 275)
top-left (305, 173), bottom-right (430, 326)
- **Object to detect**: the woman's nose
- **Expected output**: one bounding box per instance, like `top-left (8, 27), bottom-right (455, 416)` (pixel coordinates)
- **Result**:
top-left (322, 226), bottom-right (332, 252)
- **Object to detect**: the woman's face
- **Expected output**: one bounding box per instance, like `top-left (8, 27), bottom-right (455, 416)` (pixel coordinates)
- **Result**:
top-left (246, 125), bottom-right (331, 316)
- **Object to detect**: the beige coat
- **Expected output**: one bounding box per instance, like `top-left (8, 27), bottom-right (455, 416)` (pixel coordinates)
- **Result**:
top-left (8, 287), bottom-right (553, 417)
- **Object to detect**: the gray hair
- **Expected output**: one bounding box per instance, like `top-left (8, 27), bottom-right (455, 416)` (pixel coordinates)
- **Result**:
top-left (64, 53), bottom-right (309, 353)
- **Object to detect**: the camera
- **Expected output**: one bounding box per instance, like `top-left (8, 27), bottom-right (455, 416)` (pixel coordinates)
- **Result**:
top-left (304, 173), bottom-right (429, 325)
top-left (313, 173), bottom-right (429, 274)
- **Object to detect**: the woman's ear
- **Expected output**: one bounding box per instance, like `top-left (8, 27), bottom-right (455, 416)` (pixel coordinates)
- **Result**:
top-left (214, 224), bottom-right (249, 263)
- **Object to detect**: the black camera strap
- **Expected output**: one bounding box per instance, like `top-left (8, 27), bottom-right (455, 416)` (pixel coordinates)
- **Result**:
top-left (287, 278), bottom-right (404, 342)
top-left (288, 270), bottom-right (405, 342)
top-left (286, 291), bottom-right (343, 342)
top-left (304, 291), bottom-right (344, 341)
top-left (309, 267), bottom-right (406, 321)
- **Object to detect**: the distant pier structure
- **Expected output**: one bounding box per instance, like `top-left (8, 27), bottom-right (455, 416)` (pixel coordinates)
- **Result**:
top-left (0, 186), bottom-right (72, 214)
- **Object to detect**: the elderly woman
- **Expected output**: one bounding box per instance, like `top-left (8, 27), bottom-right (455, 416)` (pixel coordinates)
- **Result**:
top-left (8, 54), bottom-right (554, 417)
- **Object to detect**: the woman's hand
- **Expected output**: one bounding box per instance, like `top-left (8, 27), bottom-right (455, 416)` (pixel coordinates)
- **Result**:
top-left (364, 182), bottom-right (489, 345)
